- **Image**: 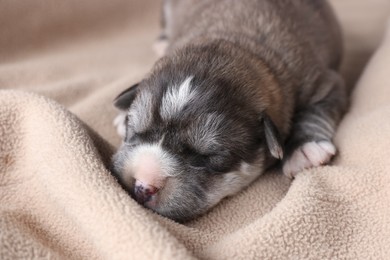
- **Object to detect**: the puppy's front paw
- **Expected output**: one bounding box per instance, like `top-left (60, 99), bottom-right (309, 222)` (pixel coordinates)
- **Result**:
top-left (113, 112), bottom-right (127, 138)
top-left (282, 141), bottom-right (336, 179)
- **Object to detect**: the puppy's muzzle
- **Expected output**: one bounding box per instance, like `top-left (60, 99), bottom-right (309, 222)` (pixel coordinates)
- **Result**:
top-left (130, 151), bottom-right (170, 208)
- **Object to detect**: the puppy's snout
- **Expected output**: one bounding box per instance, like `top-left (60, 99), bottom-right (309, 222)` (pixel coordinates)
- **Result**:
top-left (131, 151), bottom-right (169, 206)
top-left (133, 153), bottom-right (166, 188)
top-left (134, 180), bottom-right (159, 204)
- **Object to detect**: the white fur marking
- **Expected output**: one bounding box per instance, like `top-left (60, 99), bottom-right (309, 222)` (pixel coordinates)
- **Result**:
top-left (128, 90), bottom-right (153, 133)
top-left (127, 143), bottom-right (179, 179)
top-left (113, 112), bottom-right (127, 138)
top-left (191, 113), bottom-right (223, 150)
top-left (282, 141), bottom-right (336, 179)
top-left (160, 76), bottom-right (195, 120)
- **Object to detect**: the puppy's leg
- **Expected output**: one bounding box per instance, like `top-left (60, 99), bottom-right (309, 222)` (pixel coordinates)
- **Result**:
top-left (153, 0), bottom-right (171, 57)
top-left (283, 71), bottom-right (347, 178)
top-left (153, 36), bottom-right (169, 58)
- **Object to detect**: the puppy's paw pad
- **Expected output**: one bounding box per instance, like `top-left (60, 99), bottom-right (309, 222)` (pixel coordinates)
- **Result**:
top-left (113, 112), bottom-right (127, 138)
top-left (283, 141), bottom-right (336, 179)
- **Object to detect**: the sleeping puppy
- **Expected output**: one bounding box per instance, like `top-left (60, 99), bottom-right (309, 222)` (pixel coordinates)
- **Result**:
top-left (111, 0), bottom-right (347, 222)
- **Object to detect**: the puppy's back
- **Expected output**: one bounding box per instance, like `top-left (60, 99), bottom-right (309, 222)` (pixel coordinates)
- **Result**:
top-left (165, 0), bottom-right (342, 80)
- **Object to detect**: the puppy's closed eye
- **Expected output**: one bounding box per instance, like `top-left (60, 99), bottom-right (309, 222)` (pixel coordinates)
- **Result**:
top-left (183, 146), bottom-right (234, 173)
top-left (207, 153), bottom-right (234, 173)
top-left (188, 154), bottom-right (209, 169)
top-left (180, 146), bottom-right (208, 168)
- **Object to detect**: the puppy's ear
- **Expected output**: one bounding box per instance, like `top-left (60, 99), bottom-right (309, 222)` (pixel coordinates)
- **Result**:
top-left (261, 113), bottom-right (284, 160)
top-left (113, 83), bottom-right (140, 111)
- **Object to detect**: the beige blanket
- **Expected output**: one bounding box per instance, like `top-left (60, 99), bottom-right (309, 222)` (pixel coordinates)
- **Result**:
top-left (1, 1), bottom-right (390, 259)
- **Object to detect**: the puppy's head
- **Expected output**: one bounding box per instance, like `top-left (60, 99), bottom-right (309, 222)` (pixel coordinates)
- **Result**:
top-left (111, 49), bottom-right (283, 222)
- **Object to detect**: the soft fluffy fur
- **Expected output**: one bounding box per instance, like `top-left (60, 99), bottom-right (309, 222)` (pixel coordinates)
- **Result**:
top-left (112, 0), bottom-right (347, 221)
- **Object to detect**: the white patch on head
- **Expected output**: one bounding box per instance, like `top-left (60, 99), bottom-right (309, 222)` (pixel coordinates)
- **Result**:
top-left (282, 141), bottom-right (336, 179)
top-left (128, 90), bottom-right (154, 133)
top-left (124, 140), bottom-right (179, 188)
top-left (160, 76), bottom-right (196, 120)
top-left (207, 152), bottom-right (265, 206)
top-left (201, 113), bottom-right (223, 143)
top-left (190, 113), bottom-right (224, 152)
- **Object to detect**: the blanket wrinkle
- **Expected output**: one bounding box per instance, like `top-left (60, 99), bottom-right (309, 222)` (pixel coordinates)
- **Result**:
top-left (0, 90), bottom-right (194, 259)
top-left (1, 0), bottom-right (390, 259)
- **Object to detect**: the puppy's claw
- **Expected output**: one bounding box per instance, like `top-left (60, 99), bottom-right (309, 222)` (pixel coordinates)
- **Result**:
top-left (283, 141), bottom-right (336, 178)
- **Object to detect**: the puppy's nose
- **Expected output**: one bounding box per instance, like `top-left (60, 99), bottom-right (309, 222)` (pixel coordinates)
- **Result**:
top-left (134, 180), bottom-right (159, 204)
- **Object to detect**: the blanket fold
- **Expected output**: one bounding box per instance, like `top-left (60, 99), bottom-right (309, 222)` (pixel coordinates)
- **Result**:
top-left (0, 90), bottom-right (194, 259)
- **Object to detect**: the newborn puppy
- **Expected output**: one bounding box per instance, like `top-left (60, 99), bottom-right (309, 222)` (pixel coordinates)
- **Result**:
top-left (112, 0), bottom-right (347, 222)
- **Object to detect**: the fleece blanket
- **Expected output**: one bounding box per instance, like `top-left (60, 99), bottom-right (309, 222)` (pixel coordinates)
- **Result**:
top-left (1, 1), bottom-right (390, 259)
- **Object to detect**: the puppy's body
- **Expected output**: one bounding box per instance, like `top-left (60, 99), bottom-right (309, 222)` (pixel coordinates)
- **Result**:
top-left (112, 0), bottom-right (347, 221)
top-left (160, 0), bottom-right (345, 148)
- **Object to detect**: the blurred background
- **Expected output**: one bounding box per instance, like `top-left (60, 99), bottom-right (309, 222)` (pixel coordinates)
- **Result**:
top-left (0, 1), bottom-right (158, 61)
top-left (0, 0), bottom-right (389, 144)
